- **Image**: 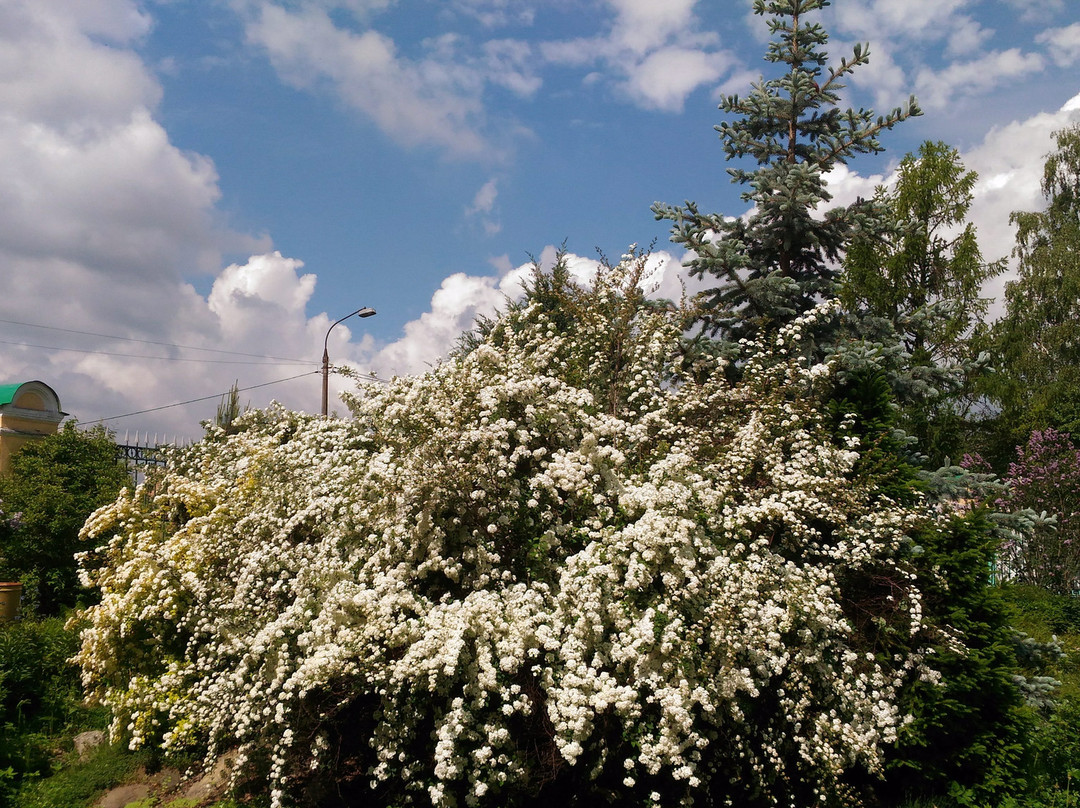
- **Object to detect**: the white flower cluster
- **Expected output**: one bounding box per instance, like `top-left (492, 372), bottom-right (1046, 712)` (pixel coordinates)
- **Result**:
top-left (75, 261), bottom-right (946, 807)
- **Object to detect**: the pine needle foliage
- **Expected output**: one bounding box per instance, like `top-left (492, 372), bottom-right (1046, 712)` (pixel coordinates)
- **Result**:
top-left (653, 0), bottom-right (920, 355)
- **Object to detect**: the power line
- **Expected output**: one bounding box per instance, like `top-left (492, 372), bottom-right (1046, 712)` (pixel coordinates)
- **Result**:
top-left (91, 372), bottom-right (322, 422)
top-left (0, 317), bottom-right (310, 363)
top-left (91, 369), bottom-right (388, 423)
top-left (0, 337), bottom-right (312, 366)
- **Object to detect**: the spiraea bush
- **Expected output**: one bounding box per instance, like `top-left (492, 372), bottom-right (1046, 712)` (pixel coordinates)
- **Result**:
top-left (76, 258), bottom-right (965, 808)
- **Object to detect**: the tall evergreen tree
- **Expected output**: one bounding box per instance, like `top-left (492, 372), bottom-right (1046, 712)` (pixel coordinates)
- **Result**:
top-left (992, 124), bottom-right (1080, 437)
top-left (653, 0), bottom-right (919, 356)
top-left (655, 4), bottom-right (1031, 803)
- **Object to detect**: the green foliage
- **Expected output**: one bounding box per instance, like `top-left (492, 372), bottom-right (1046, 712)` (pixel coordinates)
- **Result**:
top-left (654, 0), bottom-right (919, 354)
top-left (991, 124), bottom-right (1080, 439)
top-left (214, 381), bottom-right (247, 436)
top-left (996, 587), bottom-right (1080, 808)
top-left (825, 371), bottom-right (1032, 806)
top-left (1006, 585), bottom-right (1080, 645)
top-left (886, 511), bottom-right (1032, 805)
top-left (0, 423), bottom-right (130, 614)
top-left (842, 141), bottom-right (1004, 463)
top-left (843, 141), bottom-right (1002, 366)
top-left (0, 616), bottom-right (94, 796)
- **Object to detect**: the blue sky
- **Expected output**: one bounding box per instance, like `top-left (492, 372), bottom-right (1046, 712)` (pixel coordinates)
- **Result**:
top-left (1, 0), bottom-right (1079, 439)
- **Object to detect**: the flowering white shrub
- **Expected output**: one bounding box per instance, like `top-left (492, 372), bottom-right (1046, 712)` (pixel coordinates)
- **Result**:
top-left (76, 259), bottom-right (945, 807)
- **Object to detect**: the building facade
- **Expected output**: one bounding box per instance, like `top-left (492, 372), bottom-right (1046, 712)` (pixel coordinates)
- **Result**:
top-left (0, 381), bottom-right (66, 474)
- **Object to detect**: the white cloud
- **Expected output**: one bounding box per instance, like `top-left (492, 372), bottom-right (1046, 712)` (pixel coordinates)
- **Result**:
top-left (365, 270), bottom-right (520, 375)
top-left (466, 178), bottom-right (502, 235)
top-left (827, 1), bottom-right (1057, 112)
top-left (946, 17), bottom-right (993, 57)
top-left (962, 92), bottom-right (1080, 309)
top-left (244, 5), bottom-right (480, 155)
top-left (831, 0), bottom-right (973, 42)
top-left (0, 111), bottom-right (223, 278)
top-left (239, 0), bottom-right (732, 140)
top-left (468, 178), bottom-right (499, 214)
top-left (1037, 23), bottom-right (1080, 67)
top-left (607, 0), bottom-right (700, 55)
top-left (820, 92), bottom-right (1080, 318)
top-left (914, 48), bottom-right (1045, 110)
top-left (0, 0), bottom-right (710, 438)
top-left (241, 2), bottom-right (543, 158)
top-left (448, 0), bottom-right (536, 28)
top-left (821, 163), bottom-right (891, 210)
top-left (359, 245), bottom-right (704, 382)
top-left (1000, 0), bottom-right (1065, 24)
top-left (0, 1), bottom-right (159, 131)
top-left (623, 46), bottom-right (732, 112)
top-left (209, 253), bottom-right (317, 332)
top-left (0, 0), bottom-right (304, 439)
top-left (482, 38), bottom-right (542, 95)
top-left (540, 0), bottom-right (732, 113)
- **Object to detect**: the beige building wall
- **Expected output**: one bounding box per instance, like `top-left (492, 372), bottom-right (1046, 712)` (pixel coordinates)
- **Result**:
top-left (0, 381), bottom-right (65, 475)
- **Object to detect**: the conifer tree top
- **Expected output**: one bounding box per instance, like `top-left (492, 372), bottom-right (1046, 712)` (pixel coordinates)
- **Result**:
top-left (655, 0), bottom-right (920, 348)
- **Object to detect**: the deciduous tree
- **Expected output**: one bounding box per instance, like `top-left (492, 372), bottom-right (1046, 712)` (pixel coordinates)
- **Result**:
top-left (843, 141), bottom-right (1002, 368)
top-left (992, 125), bottom-right (1080, 437)
top-left (842, 141), bottom-right (1004, 461)
top-left (0, 423), bottom-right (130, 614)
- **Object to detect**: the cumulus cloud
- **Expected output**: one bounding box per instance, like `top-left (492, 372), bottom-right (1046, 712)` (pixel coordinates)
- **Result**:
top-left (0, 0), bottom-right (702, 439)
top-left (358, 244), bottom-right (703, 382)
top-left (820, 92), bottom-right (1080, 317)
top-left (607, 0), bottom-right (701, 55)
top-left (623, 47), bottom-right (733, 112)
top-left (0, 1), bottom-right (304, 439)
top-left (240, 1), bottom-right (541, 158)
top-left (540, 0), bottom-right (734, 112)
top-left (0, 1), bottom-right (157, 131)
top-left (4, 0), bottom-right (1076, 442)
top-left (961, 91), bottom-right (1080, 308)
top-left (1038, 23), bottom-right (1080, 67)
top-left (915, 49), bottom-right (1046, 110)
top-left (820, 163), bottom-right (891, 210)
top-left (828, 0), bottom-right (1058, 112)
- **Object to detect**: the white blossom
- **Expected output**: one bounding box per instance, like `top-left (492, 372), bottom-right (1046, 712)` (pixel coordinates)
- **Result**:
top-left (74, 259), bottom-right (946, 807)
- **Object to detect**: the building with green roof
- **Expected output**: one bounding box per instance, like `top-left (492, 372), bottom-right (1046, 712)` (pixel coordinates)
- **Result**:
top-left (0, 381), bottom-right (66, 474)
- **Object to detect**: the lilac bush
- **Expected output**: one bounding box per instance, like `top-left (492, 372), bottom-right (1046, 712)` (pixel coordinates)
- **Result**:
top-left (996, 429), bottom-right (1080, 594)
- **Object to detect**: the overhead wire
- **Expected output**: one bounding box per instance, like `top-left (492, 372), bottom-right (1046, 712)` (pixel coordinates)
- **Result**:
top-left (91, 372), bottom-right (321, 422)
top-left (2, 316), bottom-right (391, 423)
top-left (90, 368), bottom-right (390, 423)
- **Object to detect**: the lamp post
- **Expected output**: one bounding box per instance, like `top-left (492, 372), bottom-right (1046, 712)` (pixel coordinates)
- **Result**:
top-left (322, 306), bottom-right (376, 416)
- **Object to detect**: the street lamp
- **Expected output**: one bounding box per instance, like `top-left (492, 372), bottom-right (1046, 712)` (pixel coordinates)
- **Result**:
top-left (322, 306), bottom-right (376, 416)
